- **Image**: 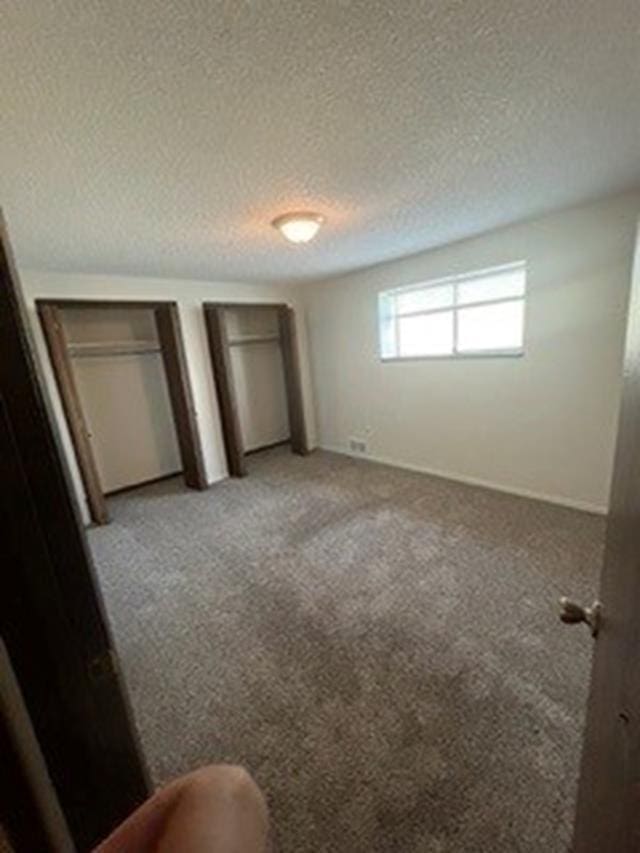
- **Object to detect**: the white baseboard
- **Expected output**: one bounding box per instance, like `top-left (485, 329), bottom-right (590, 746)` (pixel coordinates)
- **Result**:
top-left (318, 444), bottom-right (607, 516)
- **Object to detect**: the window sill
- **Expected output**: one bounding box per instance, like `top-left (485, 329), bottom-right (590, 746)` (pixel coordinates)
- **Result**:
top-left (380, 349), bottom-right (524, 363)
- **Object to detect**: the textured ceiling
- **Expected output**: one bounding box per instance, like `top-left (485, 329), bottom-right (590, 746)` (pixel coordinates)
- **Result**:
top-left (2, 0), bottom-right (640, 284)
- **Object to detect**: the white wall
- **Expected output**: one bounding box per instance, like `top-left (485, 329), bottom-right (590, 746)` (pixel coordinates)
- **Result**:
top-left (64, 307), bottom-right (181, 492)
top-left (303, 192), bottom-right (640, 513)
top-left (20, 272), bottom-right (316, 523)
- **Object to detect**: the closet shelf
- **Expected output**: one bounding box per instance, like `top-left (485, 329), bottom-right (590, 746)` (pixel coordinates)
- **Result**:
top-left (68, 340), bottom-right (161, 358)
top-left (228, 334), bottom-right (280, 346)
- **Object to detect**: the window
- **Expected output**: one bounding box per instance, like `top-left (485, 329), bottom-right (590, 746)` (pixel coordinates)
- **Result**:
top-left (378, 262), bottom-right (526, 360)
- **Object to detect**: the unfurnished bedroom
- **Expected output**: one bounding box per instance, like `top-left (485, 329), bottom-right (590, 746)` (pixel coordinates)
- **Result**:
top-left (1, 2), bottom-right (640, 852)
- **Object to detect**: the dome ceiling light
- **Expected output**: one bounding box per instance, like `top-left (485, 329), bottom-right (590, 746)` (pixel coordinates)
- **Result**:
top-left (272, 211), bottom-right (324, 244)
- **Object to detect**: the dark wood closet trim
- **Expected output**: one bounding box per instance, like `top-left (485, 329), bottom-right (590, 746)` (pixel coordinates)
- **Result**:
top-left (37, 298), bottom-right (175, 311)
top-left (203, 304), bottom-right (247, 477)
top-left (37, 302), bottom-right (109, 524)
top-left (202, 301), bottom-right (308, 478)
top-left (277, 305), bottom-right (309, 456)
top-left (154, 303), bottom-right (207, 490)
top-left (36, 298), bottom-right (207, 524)
top-left (210, 302), bottom-right (289, 312)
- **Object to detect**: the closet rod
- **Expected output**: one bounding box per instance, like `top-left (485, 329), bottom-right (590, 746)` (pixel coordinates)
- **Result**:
top-left (227, 334), bottom-right (280, 346)
top-left (68, 341), bottom-right (162, 358)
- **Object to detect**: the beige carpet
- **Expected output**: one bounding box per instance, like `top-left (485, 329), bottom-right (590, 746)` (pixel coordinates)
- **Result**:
top-left (89, 447), bottom-right (603, 852)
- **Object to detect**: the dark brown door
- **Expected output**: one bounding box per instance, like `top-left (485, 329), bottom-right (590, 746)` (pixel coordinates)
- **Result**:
top-left (37, 301), bottom-right (110, 524)
top-left (154, 303), bottom-right (207, 489)
top-left (570, 230), bottom-right (640, 851)
top-left (202, 302), bottom-right (308, 476)
top-left (37, 298), bottom-right (208, 524)
top-left (277, 305), bottom-right (309, 456)
top-left (203, 304), bottom-right (247, 477)
top-left (0, 216), bottom-right (149, 850)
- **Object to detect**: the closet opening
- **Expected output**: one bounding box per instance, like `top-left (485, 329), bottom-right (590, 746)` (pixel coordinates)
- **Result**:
top-left (203, 302), bottom-right (308, 477)
top-left (36, 299), bottom-right (207, 525)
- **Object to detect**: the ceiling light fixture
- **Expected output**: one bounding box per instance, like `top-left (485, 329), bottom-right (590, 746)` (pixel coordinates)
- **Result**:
top-left (272, 211), bottom-right (325, 244)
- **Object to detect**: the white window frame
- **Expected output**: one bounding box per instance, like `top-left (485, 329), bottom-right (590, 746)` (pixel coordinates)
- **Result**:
top-left (378, 261), bottom-right (526, 361)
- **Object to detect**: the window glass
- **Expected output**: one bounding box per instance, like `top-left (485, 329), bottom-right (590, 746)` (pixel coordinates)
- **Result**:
top-left (379, 263), bottom-right (526, 360)
top-left (456, 269), bottom-right (525, 305)
top-left (378, 292), bottom-right (396, 358)
top-left (398, 311), bottom-right (454, 357)
top-left (456, 300), bottom-right (524, 352)
top-left (395, 283), bottom-right (454, 315)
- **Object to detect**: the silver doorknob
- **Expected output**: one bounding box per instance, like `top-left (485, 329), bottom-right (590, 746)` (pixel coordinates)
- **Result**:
top-left (559, 597), bottom-right (602, 637)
